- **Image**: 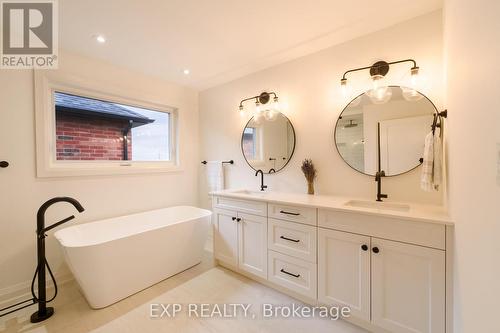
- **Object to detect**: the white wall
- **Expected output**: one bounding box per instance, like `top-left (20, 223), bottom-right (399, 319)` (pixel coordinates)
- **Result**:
top-left (0, 51), bottom-right (199, 303)
top-left (444, 0), bottom-right (500, 331)
top-left (199, 11), bottom-right (444, 209)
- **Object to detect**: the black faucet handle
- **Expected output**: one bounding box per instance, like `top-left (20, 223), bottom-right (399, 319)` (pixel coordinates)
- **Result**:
top-left (42, 215), bottom-right (75, 234)
top-left (375, 170), bottom-right (386, 181)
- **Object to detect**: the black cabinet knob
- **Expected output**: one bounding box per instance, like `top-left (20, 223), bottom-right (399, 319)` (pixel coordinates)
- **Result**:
top-left (361, 244), bottom-right (368, 251)
top-left (231, 217), bottom-right (236, 221)
top-left (0, 161), bottom-right (8, 168)
top-left (236, 218), bottom-right (241, 222)
top-left (372, 247), bottom-right (380, 254)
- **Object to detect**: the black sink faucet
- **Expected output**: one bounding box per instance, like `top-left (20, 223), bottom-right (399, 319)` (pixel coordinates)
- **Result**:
top-left (255, 169), bottom-right (267, 191)
top-left (375, 171), bottom-right (388, 202)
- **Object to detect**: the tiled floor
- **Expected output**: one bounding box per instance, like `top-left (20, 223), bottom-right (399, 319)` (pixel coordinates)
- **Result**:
top-left (1, 252), bottom-right (367, 333)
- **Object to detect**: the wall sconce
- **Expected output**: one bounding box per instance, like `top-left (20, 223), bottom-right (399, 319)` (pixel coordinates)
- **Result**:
top-left (238, 91), bottom-right (281, 121)
top-left (340, 59), bottom-right (420, 103)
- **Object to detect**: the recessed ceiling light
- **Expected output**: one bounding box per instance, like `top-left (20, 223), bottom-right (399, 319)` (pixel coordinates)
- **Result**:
top-left (95, 35), bottom-right (106, 43)
top-left (183, 69), bottom-right (190, 75)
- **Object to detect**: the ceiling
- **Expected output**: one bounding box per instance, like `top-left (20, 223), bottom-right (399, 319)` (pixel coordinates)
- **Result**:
top-left (60, 0), bottom-right (442, 90)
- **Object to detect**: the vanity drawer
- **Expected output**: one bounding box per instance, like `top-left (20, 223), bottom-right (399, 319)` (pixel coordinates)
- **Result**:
top-left (268, 250), bottom-right (317, 299)
top-left (268, 218), bottom-right (317, 262)
top-left (213, 196), bottom-right (267, 217)
top-left (318, 209), bottom-right (446, 250)
top-left (268, 203), bottom-right (317, 226)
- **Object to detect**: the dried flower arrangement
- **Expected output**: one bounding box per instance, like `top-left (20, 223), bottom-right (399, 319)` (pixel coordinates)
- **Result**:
top-left (301, 159), bottom-right (317, 195)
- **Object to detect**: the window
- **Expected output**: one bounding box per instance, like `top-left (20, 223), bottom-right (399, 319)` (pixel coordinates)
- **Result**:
top-left (34, 73), bottom-right (179, 177)
top-left (242, 127), bottom-right (258, 159)
top-left (55, 92), bottom-right (172, 162)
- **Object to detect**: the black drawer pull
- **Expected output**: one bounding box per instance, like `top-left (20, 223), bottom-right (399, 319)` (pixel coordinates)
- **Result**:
top-left (279, 210), bottom-right (300, 216)
top-left (280, 235), bottom-right (300, 243)
top-left (280, 268), bottom-right (300, 278)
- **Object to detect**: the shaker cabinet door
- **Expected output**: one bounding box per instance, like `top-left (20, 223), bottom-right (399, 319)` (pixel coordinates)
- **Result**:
top-left (371, 238), bottom-right (445, 333)
top-left (238, 212), bottom-right (268, 279)
top-left (318, 228), bottom-right (371, 321)
top-left (213, 208), bottom-right (238, 267)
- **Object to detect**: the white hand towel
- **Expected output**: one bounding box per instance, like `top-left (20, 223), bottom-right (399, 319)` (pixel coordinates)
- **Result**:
top-left (433, 134), bottom-right (442, 190)
top-left (421, 132), bottom-right (434, 192)
top-left (421, 131), bottom-right (442, 191)
top-left (206, 161), bottom-right (224, 194)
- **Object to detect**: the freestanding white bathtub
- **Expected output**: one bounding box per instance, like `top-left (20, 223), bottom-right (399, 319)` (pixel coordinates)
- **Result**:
top-left (54, 206), bottom-right (212, 309)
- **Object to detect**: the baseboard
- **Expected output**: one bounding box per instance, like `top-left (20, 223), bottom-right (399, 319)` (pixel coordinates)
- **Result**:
top-left (0, 272), bottom-right (74, 309)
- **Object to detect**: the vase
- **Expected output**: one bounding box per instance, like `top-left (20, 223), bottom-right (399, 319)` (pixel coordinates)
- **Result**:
top-left (307, 182), bottom-right (315, 195)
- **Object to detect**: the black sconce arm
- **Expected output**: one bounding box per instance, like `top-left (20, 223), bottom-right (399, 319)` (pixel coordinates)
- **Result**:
top-left (239, 91), bottom-right (278, 108)
top-left (341, 59), bottom-right (418, 80)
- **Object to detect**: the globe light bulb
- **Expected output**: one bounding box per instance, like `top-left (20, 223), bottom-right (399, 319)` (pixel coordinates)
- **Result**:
top-left (341, 78), bottom-right (351, 97)
top-left (410, 67), bottom-right (419, 88)
top-left (272, 96), bottom-right (281, 112)
top-left (367, 75), bottom-right (392, 104)
top-left (253, 110), bottom-right (263, 124)
top-left (255, 100), bottom-right (261, 114)
top-left (401, 86), bottom-right (423, 102)
top-left (239, 105), bottom-right (246, 118)
top-left (264, 109), bottom-right (278, 121)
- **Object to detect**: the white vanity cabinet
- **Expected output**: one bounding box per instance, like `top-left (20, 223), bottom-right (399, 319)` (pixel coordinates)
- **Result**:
top-left (213, 199), bottom-right (268, 279)
top-left (318, 209), bottom-right (446, 333)
top-left (212, 192), bottom-right (451, 333)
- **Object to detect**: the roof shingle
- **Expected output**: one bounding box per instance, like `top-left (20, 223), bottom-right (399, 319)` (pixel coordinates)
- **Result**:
top-left (55, 92), bottom-right (154, 125)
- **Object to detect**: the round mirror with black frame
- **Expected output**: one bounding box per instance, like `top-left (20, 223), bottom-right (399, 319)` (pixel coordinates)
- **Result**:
top-left (334, 85), bottom-right (438, 177)
top-left (241, 112), bottom-right (296, 174)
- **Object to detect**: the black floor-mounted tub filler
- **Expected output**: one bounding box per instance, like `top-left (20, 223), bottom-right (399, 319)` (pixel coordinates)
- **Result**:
top-left (0, 197), bottom-right (84, 323)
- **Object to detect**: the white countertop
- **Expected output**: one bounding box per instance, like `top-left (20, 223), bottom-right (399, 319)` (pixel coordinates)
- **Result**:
top-left (210, 189), bottom-right (453, 225)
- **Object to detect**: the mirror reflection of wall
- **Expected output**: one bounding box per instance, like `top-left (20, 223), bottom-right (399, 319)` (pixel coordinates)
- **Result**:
top-left (335, 86), bottom-right (437, 176)
top-left (241, 112), bottom-right (296, 174)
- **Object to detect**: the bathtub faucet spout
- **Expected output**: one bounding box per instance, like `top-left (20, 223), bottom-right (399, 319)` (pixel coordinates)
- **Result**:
top-left (31, 197), bottom-right (85, 323)
top-left (37, 197), bottom-right (85, 235)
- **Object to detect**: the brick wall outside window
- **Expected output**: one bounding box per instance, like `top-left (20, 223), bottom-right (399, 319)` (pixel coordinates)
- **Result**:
top-left (56, 113), bottom-right (132, 160)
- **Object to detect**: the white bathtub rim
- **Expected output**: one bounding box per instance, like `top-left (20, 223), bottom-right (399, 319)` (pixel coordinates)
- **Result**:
top-left (54, 205), bottom-right (212, 248)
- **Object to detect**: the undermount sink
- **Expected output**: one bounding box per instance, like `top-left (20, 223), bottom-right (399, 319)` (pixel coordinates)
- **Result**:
top-left (230, 189), bottom-right (268, 196)
top-left (343, 200), bottom-right (410, 212)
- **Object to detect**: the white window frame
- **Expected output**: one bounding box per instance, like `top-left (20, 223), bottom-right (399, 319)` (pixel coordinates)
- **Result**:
top-left (34, 71), bottom-right (180, 177)
top-left (246, 126), bottom-right (265, 166)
